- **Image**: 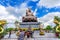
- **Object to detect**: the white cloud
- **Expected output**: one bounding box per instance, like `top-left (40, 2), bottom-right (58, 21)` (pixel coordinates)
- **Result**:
top-left (39, 12), bottom-right (60, 22)
top-left (0, 2), bottom-right (28, 23)
top-left (6, 2), bottom-right (28, 17)
top-left (0, 5), bottom-right (17, 23)
top-left (43, 19), bottom-right (56, 28)
top-left (38, 12), bottom-right (60, 28)
top-left (37, 0), bottom-right (60, 8)
top-left (6, 6), bottom-right (16, 14)
top-left (0, 5), bottom-right (9, 16)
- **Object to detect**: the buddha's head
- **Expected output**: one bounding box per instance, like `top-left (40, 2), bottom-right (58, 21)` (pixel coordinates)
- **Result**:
top-left (26, 8), bottom-right (31, 13)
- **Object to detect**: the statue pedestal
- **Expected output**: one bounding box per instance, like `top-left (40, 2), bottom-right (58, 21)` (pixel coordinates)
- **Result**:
top-left (22, 16), bottom-right (37, 22)
top-left (19, 22), bottom-right (40, 30)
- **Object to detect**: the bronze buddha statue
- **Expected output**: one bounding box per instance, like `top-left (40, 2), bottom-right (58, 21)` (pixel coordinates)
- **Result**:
top-left (22, 8), bottom-right (37, 22)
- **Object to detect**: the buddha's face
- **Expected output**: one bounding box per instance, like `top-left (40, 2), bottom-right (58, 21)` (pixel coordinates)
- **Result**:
top-left (26, 8), bottom-right (31, 13)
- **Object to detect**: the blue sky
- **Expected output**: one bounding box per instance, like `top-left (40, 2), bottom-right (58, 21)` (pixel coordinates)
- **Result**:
top-left (0, 0), bottom-right (59, 17)
top-left (0, 0), bottom-right (60, 26)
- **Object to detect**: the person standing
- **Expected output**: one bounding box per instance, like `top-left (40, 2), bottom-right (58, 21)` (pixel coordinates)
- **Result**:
top-left (8, 31), bottom-right (11, 38)
top-left (26, 26), bottom-right (33, 38)
top-left (18, 29), bottom-right (25, 40)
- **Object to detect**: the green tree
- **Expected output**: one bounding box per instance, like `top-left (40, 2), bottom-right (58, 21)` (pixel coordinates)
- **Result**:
top-left (6, 28), bottom-right (14, 32)
top-left (45, 25), bottom-right (52, 33)
top-left (46, 25), bottom-right (52, 30)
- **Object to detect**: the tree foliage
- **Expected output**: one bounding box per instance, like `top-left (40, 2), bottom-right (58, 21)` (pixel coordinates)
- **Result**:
top-left (45, 25), bottom-right (52, 30)
top-left (6, 28), bottom-right (14, 32)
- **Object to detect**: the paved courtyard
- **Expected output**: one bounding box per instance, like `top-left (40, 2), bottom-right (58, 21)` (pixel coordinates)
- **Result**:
top-left (1, 31), bottom-right (60, 40)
